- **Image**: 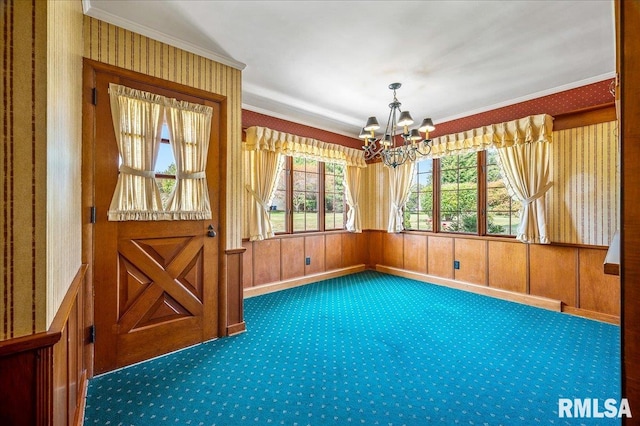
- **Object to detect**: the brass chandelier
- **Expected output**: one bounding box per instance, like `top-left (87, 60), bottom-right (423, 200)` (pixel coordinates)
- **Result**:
top-left (359, 83), bottom-right (435, 168)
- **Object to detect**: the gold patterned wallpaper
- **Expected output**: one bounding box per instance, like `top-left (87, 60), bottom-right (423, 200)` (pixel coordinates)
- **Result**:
top-left (549, 121), bottom-right (619, 246)
top-left (1, 0), bottom-right (49, 339)
top-left (84, 16), bottom-right (244, 251)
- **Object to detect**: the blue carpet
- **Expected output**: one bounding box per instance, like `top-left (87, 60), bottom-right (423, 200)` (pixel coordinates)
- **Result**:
top-left (84, 271), bottom-right (620, 425)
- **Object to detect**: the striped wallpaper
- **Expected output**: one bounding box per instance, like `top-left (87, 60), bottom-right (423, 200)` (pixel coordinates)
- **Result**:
top-left (549, 121), bottom-right (619, 246)
top-left (1, 0), bottom-right (48, 339)
top-left (84, 16), bottom-right (244, 250)
top-left (362, 162), bottom-right (390, 231)
top-left (46, 0), bottom-right (84, 330)
top-left (362, 121), bottom-right (619, 247)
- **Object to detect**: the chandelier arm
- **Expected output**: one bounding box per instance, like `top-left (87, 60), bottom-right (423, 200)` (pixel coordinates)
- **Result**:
top-left (360, 82), bottom-right (436, 167)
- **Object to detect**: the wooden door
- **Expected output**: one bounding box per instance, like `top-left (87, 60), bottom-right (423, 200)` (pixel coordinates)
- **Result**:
top-left (88, 67), bottom-right (222, 374)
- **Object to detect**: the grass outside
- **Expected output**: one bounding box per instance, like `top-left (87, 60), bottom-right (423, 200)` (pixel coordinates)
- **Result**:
top-left (406, 213), bottom-right (519, 235)
top-left (269, 210), bottom-right (344, 232)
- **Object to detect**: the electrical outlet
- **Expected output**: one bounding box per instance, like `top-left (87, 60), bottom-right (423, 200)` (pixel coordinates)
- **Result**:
top-left (305, 257), bottom-right (311, 265)
top-left (454, 260), bottom-right (460, 270)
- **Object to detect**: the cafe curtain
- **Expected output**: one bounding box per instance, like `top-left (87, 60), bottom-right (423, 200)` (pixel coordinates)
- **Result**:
top-left (164, 99), bottom-right (214, 220)
top-left (107, 83), bottom-right (165, 221)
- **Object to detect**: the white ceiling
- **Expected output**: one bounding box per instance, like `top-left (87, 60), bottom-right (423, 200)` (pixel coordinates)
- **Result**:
top-left (83, 0), bottom-right (616, 137)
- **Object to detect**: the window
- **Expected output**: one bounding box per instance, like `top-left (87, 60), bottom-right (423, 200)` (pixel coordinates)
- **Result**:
top-left (268, 156), bottom-right (346, 234)
top-left (406, 159), bottom-right (434, 231)
top-left (293, 157), bottom-right (320, 232)
top-left (440, 152), bottom-right (478, 233)
top-left (402, 150), bottom-right (520, 237)
top-left (155, 124), bottom-right (177, 206)
top-left (324, 163), bottom-right (346, 230)
top-left (486, 148), bottom-right (521, 235)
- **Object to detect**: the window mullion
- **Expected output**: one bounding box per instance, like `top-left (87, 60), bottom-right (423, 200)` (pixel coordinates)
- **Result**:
top-left (319, 162), bottom-right (326, 231)
top-left (434, 158), bottom-right (441, 233)
top-left (286, 156), bottom-right (293, 234)
top-left (478, 151), bottom-right (487, 236)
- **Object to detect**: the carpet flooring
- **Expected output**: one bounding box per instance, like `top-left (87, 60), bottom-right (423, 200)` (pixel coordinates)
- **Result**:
top-left (84, 271), bottom-right (620, 425)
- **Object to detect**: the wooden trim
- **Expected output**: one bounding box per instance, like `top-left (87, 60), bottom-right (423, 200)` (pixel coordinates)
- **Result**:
top-left (73, 371), bottom-right (88, 426)
top-left (225, 248), bottom-right (247, 255)
top-left (553, 102), bottom-right (616, 131)
top-left (604, 231), bottom-right (620, 276)
top-left (81, 59), bottom-right (96, 380)
top-left (372, 229), bottom-right (609, 250)
top-left (224, 248), bottom-right (246, 336)
top-left (0, 265), bottom-right (87, 357)
top-left (376, 265), bottom-right (562, 312)
top-left (244, 265), bottom-right (366, 298)
top-left (227, 322), bottom-right (246, 336)
top-left (49, 265), bottom-right (88, 332)
top-left (0, 330), bottom-right (60, 358)
top-left (619, 0), bottom-right (640, 417)
top-left (562, 306), bottom-right (619, 325)
top-left (36, 345), bottom-right (53, 425)
top-left (83, 59), bottom-right (227, 103)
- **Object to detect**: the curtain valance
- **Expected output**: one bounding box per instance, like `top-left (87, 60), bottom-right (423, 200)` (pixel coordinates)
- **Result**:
top-left (244, 126), bottom-right (367, 168)
top-left (429, 114), bottom-right (553, 158)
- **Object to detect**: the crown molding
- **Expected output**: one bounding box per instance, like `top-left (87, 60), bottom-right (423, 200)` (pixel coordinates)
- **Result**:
top-left (435, 72), bottom-right (617, 124)
top-left (82, 0), bottom-right (246, 71)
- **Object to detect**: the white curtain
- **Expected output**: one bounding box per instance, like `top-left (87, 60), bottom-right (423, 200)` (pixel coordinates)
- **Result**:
top-left (165, 100), bottom-right (213, 220)
top-left (245, 150), bottom-right (284, 241)
top-left (344, 165), bottom-right (362, 233)
top-left (108, 83), bottom-right (164, 221)
top-left (496, 141), bottom-right (552, 244)
top-left (387, 162), bottom-right (416, 233)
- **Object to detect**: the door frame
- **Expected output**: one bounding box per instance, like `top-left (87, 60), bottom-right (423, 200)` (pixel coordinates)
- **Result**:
top-left (82, 58), bottom-right (229, 377)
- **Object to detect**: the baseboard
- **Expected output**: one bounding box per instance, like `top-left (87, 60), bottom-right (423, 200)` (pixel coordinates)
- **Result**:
top-left (73, 370), bottom-right (88, 426)
top-left (562, 306), bottom-right (620, 325)
top-left (227, 321), bottom-right (246, 336)
top-left (244, 265), bottom-right (367, 298)
top-left (376, 265), bottom-right (562, 312)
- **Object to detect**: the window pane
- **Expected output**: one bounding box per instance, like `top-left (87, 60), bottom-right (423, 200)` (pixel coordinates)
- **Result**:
top-left (440, 153), bottom-right (478, 233)
top-left (290, 157), bottom-right (320, 232)
top-left (325, 162), bottom-right (345, 230)
top-left (305, 159), bottom-right (319, 173)
top-left (406, 159), bottom-right (434, 231)
top-left (486, 148), bottom-right (520, 236)
top-left (155, 125), bottom-right (176, 209)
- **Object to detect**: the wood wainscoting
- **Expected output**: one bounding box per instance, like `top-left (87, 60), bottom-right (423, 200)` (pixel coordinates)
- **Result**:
top-left (241, 230), bottom-right (619, 324)
top-left (0, 265), bottom-right (89, 425)
top-left (242, 231), bottom-right (368, 297)
top-left (366, 230), bottom-right (620, 324)
top-left (224, 248), bottom-right (247, 335)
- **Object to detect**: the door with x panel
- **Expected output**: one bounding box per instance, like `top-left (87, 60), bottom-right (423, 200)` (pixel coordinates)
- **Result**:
top-left (90, 67), bottom-right (221, 374)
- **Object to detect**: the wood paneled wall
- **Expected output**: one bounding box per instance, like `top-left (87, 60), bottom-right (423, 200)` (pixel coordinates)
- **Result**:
top-left (84, 16), bottom-right (244, 250)
top-left (242, 232), bottom-right (368, 290)
top-left (0, 265), bottom-right (88, 425)
top-left (367, 230), bottom-right (620, 323)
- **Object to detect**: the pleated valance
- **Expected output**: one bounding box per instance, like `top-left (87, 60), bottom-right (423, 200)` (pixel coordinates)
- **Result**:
top-left (429, 114), bottom-right (553, 158)
top-left (244, 126), bottom-right (367, 168)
